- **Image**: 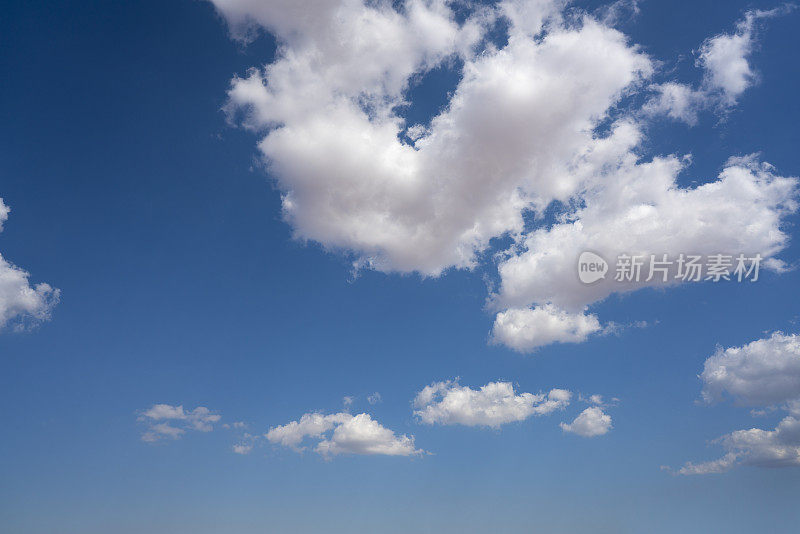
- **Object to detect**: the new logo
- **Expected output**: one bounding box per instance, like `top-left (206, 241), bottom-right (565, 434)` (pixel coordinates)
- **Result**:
top-left (578, 251), bottom-right (608, 284)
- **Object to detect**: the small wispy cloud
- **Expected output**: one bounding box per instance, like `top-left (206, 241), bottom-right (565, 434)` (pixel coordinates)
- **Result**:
top-left (138, 404), bottom-right (221, 443)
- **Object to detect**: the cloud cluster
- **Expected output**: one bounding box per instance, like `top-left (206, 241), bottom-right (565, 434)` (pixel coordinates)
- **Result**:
top-left (266, 412), bottom-right (422, 457)
top-left (139, 404), bottom-right (222, 442)
top-left (413, 379), bottom-right (571, 427)
top-left (253, 380), bottom-right (617, 459)
top-left (678, 411), bottom-right (800, 475)
top-left (677, 333), bottom-right (800, 474)
top-left (645, 8), bottom-right (792, 123)
top-left (0, 198), bottom-right (60, 331)
top-left (213, 0), bottom-right (652, 276)
top-left (143, 381), bottom-right (616, 457)
top-left (490, 154), bottom-right (796, 350)
top-left (210, 0), bottom-right (798, 351)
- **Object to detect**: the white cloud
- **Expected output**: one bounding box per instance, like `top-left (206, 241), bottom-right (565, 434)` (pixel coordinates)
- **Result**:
top-left (698, 20), bottom-right (754, 104)
top-left (579, 393), bottom-right (615, 407)
top-left (644, 9), bottom-right (792, 124)
top-left (214, 0), bottom-right (652, 276)
top-left (697, 9), bottom-right (788, 105)
top-left (142, 404), bottom-right (186, 420)
top-left (642, 82), bottom-right (706, 126)
top-left (208, 0), bottom-right (343, 43)
top-left (677, 414), bottom-right (800, 475)
top-left (413, 379), bottom-right (571, 427)
top-left (210, 1), bottom-right (798, 350)
top-left (230, 428), bottom-right (259, 454)
top-left (493, 155), bottom-right (796, 313)
top-left (560, 406), bottom-right (612, 437)
top-left (490, 155), bottom-right (797, 350)
top-left (701, 332), bottom-right (800, 407)
top-left (265, 412), bottom-right (348, 448)
top-left (139, 404), bottom-right (222, 442)
top-left (232, 441), bottom-right (254, 455)
top-left (266, 412), bottom-right (422, 457)
top-left (491, 305), bottom-right (602, 352)
top-left (676, 332), bottom-right (800, 474)
top-left (0, 200), bottom-right (9, 230)
top-left (315, 413), bottom-right (422, 457)
top-left (367, 392), bottom-right (382, 405)
top-left (674, 452), bottom-right (739, 475)
top-left (143, 423), bottom-right (185, 442)
top-left (596, 0), bottom-right (641, 26)
top-left (719, 415), bottom-right (800, 468)
top-left (0, 198), bottom-right (60, 331)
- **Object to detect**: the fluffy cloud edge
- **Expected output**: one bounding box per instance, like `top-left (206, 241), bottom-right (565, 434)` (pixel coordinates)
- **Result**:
top-left (0, 198), bottom-right (60, 331)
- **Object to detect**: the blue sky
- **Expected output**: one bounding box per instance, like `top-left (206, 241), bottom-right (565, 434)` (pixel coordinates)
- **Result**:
top-left (1, 1), bottom-right (800, 532)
